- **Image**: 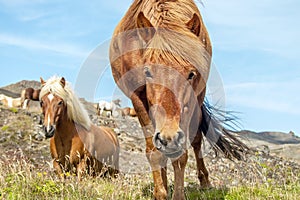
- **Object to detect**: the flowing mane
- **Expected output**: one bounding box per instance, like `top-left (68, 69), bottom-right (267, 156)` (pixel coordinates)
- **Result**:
top-left (39, 76), bottom-right (91, 130)
top-left (118, 0), bottom-right (212, 78)
top-left (145, 29), bottom-right (210, 77)
top-left (120, 0), bottom-right (203, 30)
top-left (110, 0), bottom-right (249, 198)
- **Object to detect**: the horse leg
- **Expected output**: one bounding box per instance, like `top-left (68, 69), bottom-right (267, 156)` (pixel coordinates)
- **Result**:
top-left (50, 138), bottom-right (65, 179)
top-left (172, 151), bottom-right (188, 200)
top-left (145, 137), bottom-right (168, 200)
top-left (77, 158), bottom-right (87, 181)
top-left (191, 132), bottom-right (211, 188)
top-left (22, 99), bottom-right (29, 110)
top-left (53, 160), bottom-right (64, 179)
top-left (131, 92), bottom-right (168, 200)
top-left (110, 151), bottom-right (120, 178)
top-left (100, 108), bottom-right (104, 116)
top-left (161, 160), bottom-right (168, 195)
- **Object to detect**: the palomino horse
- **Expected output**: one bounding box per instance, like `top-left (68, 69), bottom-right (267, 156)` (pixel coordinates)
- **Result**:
top-left (21, 88), bottom-right (41, 109)
top-left (0, 94), bottom-right (22, 108)
top-left (110, 0), bottom-right (248, 199)
top-left (96, 99), bottom-right (121, 117)
top-left (39, 76), bottom-right (119, 179)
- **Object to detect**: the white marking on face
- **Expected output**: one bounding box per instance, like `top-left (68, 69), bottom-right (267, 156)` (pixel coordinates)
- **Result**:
top-left (48, 93), bottom-right (54, 102)
top-left (47, 114), bottom-right (51, 132)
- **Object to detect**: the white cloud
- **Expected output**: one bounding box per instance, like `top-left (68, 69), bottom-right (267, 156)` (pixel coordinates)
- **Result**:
top-left (18, 10), bottom-right (51, 21)
top-left (225, 80), bottom-right (300, 115)
top-left (0, 33), bottom-right (88, 57)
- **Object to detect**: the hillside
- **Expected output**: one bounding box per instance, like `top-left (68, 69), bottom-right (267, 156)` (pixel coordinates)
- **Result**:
top-left (0, 80), bottom-right (300, 163)
top-left (0, 104), bottom-right (299, 199)
top-left (0, 88), bottom-right (20, 98)
top-left (242, 130), bottom-right (300, 163)
top-left (1, 80), bottom-right (41, 95)
top-left (0, 80), bottom-right (300, 199)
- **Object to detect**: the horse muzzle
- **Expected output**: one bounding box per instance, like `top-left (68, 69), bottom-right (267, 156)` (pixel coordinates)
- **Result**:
top-left (43, 125), bottom-right (56, 138)
top-left (153, 131), bottom-right (185, 159)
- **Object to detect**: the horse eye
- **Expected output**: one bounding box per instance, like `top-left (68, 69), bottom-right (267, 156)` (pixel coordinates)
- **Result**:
top-left (188, 71), bottom-right (196, 80)
top-left (58, 101), bottom-right (63, 106)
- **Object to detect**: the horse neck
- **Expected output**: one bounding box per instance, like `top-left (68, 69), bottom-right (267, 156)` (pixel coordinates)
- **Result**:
top-left (55, 116), bottom-right (77, 140)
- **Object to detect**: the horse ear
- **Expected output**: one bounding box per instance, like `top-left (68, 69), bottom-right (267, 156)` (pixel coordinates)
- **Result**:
top-left (186, 13), bottom-right (201, 36)
top-left (40, 77), bottom-right (46, 86)
top-left (60, 77), bottom-right (66, 88)
top-left (136, 12), bottom-right (155, 43)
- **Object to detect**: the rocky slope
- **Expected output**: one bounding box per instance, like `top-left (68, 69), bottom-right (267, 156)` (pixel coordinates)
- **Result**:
top-left (241, 130), bottom-right (300, 164)
top-left (0, 80), bottom-right (300, 188)
top-left (1, 80), bottom-right (41, 95)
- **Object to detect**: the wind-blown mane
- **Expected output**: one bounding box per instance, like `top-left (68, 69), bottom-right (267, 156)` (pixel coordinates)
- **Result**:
top-left (120, 0), bottom-right (212, 78)
top-left (110, 1), bottom-right (249, 198)
top-left (39, 76), bottom-right (91, 130)
top-left (121, 0), bottom-right (203, 30)
top-left (145, 29), bottom-right (210, 77)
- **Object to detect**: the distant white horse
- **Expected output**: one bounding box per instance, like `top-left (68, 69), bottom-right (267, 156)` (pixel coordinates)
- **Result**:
top-left (0, 94), bottom-right (22, 108)
top-left (96, 99), bottom-right (121, 117)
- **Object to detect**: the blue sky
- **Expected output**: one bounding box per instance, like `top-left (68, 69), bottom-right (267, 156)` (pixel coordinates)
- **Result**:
top-left (0, 0), bottom-right (299, 135)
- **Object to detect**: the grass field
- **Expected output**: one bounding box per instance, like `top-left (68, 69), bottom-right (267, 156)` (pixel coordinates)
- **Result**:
top-left (0, 107), bottom-right (300, 199)
top-left (0, 155), bottom-right (299, 200)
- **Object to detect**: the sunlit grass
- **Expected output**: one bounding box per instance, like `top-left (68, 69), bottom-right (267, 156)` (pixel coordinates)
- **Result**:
top-left (0, 105), bottom-right (299, 199)
top-left (0, 156), bottom-right (299, 200)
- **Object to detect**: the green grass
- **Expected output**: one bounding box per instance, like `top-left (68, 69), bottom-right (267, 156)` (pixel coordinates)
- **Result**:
top-left (184, 183), bottom-right (300, 200)
top-left (1, 125), bottom-right (9, 131)
top-left (0, 144), bottom-right (299, 200)
top-left (9, 108), bottom-right (18, 114)
top-left (0, 158), bottom-right (299, 200)
top-left (226, 184), bottom-right (300, 200)
top-left (0, 105), bottom-right (299, 199)
top-left (0, 157), bottom-right (154, 200)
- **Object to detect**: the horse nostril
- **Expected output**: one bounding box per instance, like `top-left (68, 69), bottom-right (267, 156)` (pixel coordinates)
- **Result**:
top-left (176, 131), bottom-right (185, 146)
top-left (153, 132), bottom-right (167, 150)
top-left (43, 125), bottom-right (55, 138)
top-left (49, 125), bottom-right (56, 134)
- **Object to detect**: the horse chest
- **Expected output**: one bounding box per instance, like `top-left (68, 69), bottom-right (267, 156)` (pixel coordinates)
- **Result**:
top-left (53, 137), bottom-right (82, 164)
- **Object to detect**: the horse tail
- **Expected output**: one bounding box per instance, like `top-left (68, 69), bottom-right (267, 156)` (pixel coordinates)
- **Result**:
top-left (200, 100), bottom-right (249, 160)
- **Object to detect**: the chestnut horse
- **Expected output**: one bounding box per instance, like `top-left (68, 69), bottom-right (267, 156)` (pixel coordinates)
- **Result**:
top-left (110, 0), bottom-right (248, 199)
top-left (39, 76), bottom-right (119, 179)
top-left (121, 107), bottom-right (137, 117)
top-left (21, 87), bottom-right (41, 109)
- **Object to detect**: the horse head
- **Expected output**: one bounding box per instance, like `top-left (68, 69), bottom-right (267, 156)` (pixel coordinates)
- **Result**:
top-left (40, 77), bottom-right (67, 138)
top-left (136, 12), bottom-right (210, 158)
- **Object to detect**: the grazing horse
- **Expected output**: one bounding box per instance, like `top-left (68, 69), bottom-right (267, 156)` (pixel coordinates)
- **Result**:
top-left (21, 88), bottom-right (41, 109)
top-left (39, 76), bottom-right (119, 179)
top-left (0, 94), bottom-right (22, 108)
top-left (96, 99), bottom-right (121, 117)
top-left (110, 0), bottom-right (248, 199)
